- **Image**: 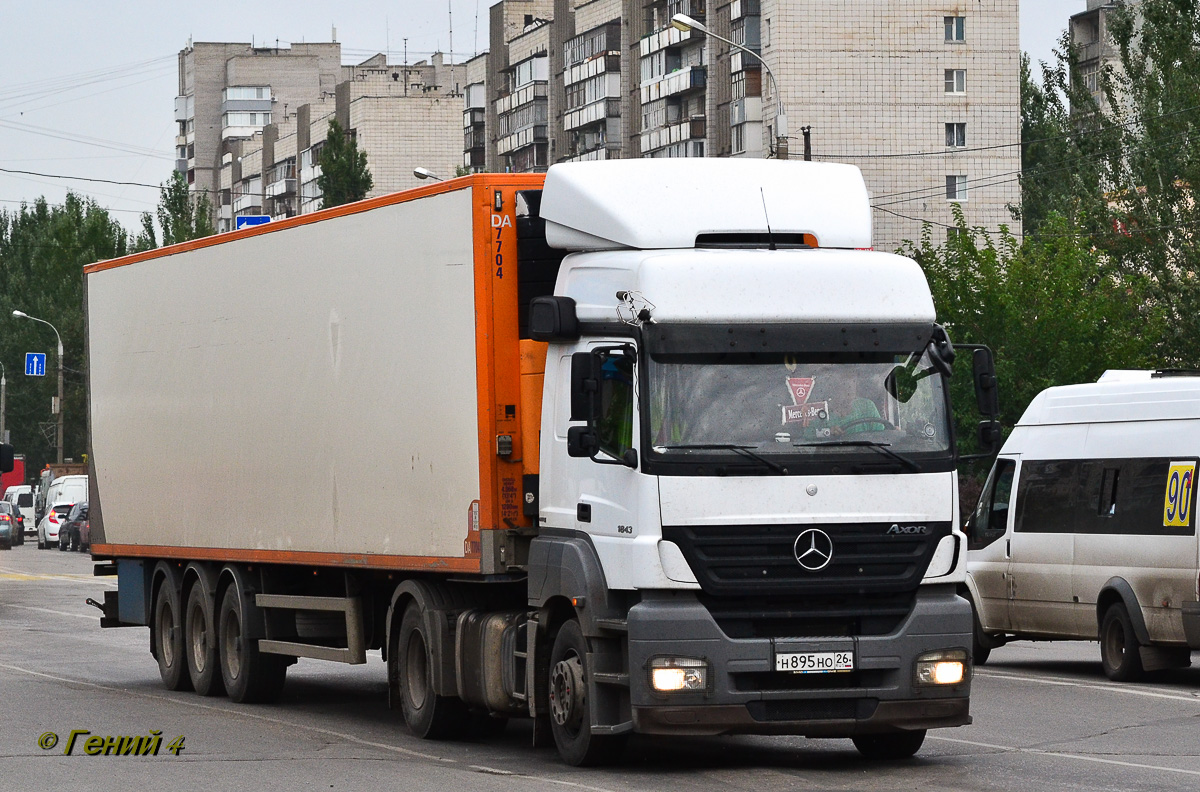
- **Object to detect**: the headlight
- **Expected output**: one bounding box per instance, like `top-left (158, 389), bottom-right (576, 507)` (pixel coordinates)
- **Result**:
top-left (649, 657), bottom-right (708, 693)
top-left (915, 649), bottom-right (967, 686)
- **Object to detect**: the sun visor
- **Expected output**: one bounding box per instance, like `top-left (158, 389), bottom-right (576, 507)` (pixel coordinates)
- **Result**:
top-left (541, 159), bottom-right (873, 251)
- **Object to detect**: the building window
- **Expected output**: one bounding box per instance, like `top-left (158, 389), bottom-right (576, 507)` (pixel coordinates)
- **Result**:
top-left (947, 227), bottom-right (966, 244)
top-left (946, 175), bottom-right (968, 201)
top-left (944, 69), bottom-right (966, 94)
top-left (945, 122), bottom-right (966, 148)
top-left (944, 16), bottom-right (965, 42)
top-left (1083, 66), bottom-right (1099, 93)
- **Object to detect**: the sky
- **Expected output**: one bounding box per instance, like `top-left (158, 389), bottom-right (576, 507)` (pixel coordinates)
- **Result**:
top-left (0, 1), bottom-right (1085, 234)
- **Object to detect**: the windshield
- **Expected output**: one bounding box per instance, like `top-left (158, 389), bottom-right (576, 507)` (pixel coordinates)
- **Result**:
top-left (647, 348), bottom-right (951, 461)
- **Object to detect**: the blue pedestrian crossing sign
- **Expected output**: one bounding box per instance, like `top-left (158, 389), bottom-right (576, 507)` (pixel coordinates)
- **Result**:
top-left (25, 352), bottom-right (46, 377)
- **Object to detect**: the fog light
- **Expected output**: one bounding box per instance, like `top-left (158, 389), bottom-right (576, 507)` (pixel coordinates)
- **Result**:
top-left (649, 657), bottom-right (707, 692)
top-left (915, 649), bottom-right (967, 686)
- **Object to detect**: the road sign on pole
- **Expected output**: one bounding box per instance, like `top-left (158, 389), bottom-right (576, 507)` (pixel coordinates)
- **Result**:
top-left (25, 352), bottom-right (46, 377)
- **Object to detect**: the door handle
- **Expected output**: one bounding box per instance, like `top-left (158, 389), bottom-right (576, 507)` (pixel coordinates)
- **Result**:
top-left (576, 503), bottom-right (591, 523)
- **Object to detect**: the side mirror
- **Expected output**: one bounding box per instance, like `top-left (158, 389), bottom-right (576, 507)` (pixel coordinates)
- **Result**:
top-left (529, 296), bottom-right (579, 342)
top-left (928, 325), bottom-right (956, 377)
top-left (567, 426), bottom-right (599, 458)
top-left (570, 351), bottom-right (601, 422)
top-left (977, 420), bottom-right (1003, 455)
top-left (0, 444), bottom-right (12, 474)
top-left (972, 347), bottom-right (999, 418)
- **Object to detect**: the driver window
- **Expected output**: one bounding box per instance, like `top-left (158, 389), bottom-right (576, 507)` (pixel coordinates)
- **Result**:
top-left (969, 458), bottom-right (1015, 550)
top-left (597, 354), bottom-right (634, 459)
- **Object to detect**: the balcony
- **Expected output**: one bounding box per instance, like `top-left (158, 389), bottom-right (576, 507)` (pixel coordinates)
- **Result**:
top-left (495, 82), bottom-right (548, 115)
top-left (463, 108), bottom-right (484, 127)
top-left (497, 124), bottom-right (548, 156)
top-left (265, 178), bottom-right (296, 198)
top-left (731, 0), bottom-right (761, 20)
top-left (1075, 40), bottom-right (1101, 64)
top-left (640, 116), bottom-right (706, 154)
top-left (730, 97), bottom-right (762, 126)
top-left (640, 66), bottom-right (707, 104)
top-left (231, 194), bottom-right (261, 214)
top-left (465, 126), bottom-right (486, 150)
top-left (640, 25), bottom-right (697, 57)
top-left (565, 54), bottom-right (621, 87)
top-left (564, 98), bottom-right (621, 131)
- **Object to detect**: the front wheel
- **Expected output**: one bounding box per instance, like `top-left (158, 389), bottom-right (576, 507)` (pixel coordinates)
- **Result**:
top-left (547, 619), bottom-right (626, 766)
top-left (972, 604), bottom-right (992, 665)
top-left (852, 730), bottom-right (926, 760)
top-left (1100, 603), bottom-right (1144, 682)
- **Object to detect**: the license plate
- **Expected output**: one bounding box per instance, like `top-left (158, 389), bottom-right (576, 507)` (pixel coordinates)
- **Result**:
top-left (775, 651), bottom-right (854, 674)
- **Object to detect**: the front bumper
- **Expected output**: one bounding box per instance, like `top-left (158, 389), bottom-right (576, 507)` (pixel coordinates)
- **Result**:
top-left (626, 584), bottom-right (972, 737)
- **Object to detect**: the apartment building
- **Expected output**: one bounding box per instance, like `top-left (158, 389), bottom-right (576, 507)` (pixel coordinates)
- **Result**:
top-left (470, 0), bottom-right (1022, 250)
top-left (1069, 0), bottom-right (1140, 114)
top-left (178, 41), bottom-right (463, 232)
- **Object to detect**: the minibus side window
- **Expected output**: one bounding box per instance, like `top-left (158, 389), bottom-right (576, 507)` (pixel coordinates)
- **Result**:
top-left (969, 459), bottom-right (1015, 550)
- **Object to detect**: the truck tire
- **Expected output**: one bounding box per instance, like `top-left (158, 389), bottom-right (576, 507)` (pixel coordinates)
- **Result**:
top-left (1100, 602), bottom-right (1144, 682)
top-left (397, 602), bottom-right (468, 739)
top-left (217, 578), bottom-right (287, 703)
top-left (547, 619), bottom-right (626, 766)
top-left (153, 572), bottom-right (193, 691)
top-left (852, 730), bottom-right (926, 760)
top-left (185, 583), bottom-right (225, 697)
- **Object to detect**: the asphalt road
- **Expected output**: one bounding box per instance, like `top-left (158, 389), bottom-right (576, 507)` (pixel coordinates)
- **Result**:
top-left (2, 545), bottom-right (1199, 792)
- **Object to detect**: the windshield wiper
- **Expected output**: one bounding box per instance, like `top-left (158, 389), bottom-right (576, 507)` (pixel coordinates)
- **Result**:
top-left (658, 443), bottom-right (789, 475)
top-left (793, 440), bottom-right (921, 473)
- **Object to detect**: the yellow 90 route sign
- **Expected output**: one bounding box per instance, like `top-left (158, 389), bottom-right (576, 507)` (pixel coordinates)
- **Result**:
top-left (1163, 461), bottom-right (1196, 528)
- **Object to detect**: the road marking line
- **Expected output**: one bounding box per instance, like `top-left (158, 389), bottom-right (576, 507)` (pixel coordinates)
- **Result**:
top-left (977, 669), bottom-right (1200, 704)
top-left (0, 604), bottom-right (96, 620)
top-left (929, 734), bottom-right (1200, 778)
top-left (0, 567), bottom-right (114, 586)
top-left (0, 662), bottom-right (622, 791)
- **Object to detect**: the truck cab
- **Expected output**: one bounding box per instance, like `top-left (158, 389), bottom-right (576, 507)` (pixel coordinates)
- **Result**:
top-left (523, 160), bottom-right (980, 760)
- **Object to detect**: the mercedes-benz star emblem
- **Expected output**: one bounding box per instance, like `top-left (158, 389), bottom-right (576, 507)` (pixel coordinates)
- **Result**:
top-left (793, 528), bottom-right (834, 571)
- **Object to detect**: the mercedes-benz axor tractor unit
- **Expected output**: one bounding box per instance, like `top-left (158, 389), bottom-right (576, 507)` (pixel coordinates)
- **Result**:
top-left (85, 159), bottom-right (999, 765)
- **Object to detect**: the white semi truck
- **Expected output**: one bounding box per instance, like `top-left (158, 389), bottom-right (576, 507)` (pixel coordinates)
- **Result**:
top-left (85, 160), bottom-right (999, 765)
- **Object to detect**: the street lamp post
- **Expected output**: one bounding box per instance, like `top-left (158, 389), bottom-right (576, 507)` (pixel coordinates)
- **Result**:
top-left (12, 310), bottom-right (64, 464)
top-left (0, 360), bottom-right (6, 445)
top-left (671, 13), bottom-right (790, 160)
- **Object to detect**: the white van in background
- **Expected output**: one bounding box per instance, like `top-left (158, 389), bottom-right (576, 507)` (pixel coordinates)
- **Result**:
top-left (36, 474), bottom-right (88, 550)
top-left (964, 371), bottom-right (1200, 680)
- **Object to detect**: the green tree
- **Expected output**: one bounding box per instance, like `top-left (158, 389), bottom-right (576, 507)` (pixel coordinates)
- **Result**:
top-left (1102, 0), bottom-right (1200, 366)
top-left (0, 194), bottom-right (130, 473)
top-left (317, 119), bottom-right (373, 208)
top-left (903, 208), bottom-right (1157, 455)
top-left (1018, 44), bottom-right (1121, 236)
top-left (139, 170), bottom-right (214, 250)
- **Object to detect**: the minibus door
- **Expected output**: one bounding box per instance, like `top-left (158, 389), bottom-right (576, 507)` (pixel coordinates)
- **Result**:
top-left (967, 456), bottom-right (1018, 633)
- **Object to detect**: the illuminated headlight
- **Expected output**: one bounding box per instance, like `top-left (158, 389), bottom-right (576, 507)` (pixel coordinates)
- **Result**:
top-left (915, 649), bottom-right (967, 686)
top-left (649, 657), bottom-right (708, 693)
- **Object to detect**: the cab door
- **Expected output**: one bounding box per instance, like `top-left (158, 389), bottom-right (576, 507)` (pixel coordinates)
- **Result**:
top-left (968, 456), bottom-right (1018, 632)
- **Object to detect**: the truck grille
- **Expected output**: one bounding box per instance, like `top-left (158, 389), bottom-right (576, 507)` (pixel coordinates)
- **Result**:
top-left (663, 521), bottom-right (951, 639)
top-left (661, 521), bottom-right (950, 597)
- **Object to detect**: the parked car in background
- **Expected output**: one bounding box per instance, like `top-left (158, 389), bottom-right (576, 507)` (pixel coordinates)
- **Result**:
top-left (0, 502), bottom-right (17, 549)
top-left (37, 503), bottom-right (72, 550)
top-left (10, 504), bottom-right (26, 545)
top-left (59, 502), bottom-right (89, 551)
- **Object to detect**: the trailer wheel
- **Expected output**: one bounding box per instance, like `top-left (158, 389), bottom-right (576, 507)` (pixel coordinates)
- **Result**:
top-left (185, 583), bottom-right (225, 697)
top-left (397, 602), bottom-right (468, 738)
top-left (218, 578), bottom-right (287, 703)
top-left (1100, 602), bottom-right (1144, 682)
top-left (152, 572), bottom-right (193, 691)
top-left (547, 619), bottom-right (625, 766)
top-left (852, 730), bottom-right (926, 760)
